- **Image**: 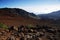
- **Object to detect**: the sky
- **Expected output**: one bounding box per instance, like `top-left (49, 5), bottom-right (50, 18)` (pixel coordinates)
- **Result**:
top-left (0, 0), bottom-right (60, 14)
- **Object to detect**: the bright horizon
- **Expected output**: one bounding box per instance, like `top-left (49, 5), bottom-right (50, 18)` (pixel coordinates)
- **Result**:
top-left (0, 0), bottom-right (60, 14)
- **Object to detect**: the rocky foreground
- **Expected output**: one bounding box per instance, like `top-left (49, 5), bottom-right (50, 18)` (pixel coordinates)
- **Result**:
top-left (0, 25), bottom-right (60, 40)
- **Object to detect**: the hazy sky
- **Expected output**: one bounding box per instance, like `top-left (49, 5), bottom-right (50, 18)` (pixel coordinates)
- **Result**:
top-left (0, 0), bottom-right (60, 14)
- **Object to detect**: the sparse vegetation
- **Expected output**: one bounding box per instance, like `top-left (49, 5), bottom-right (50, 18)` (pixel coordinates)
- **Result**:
top-left (0, 23), bottom-right (8, 29)
top-left (26, 24), bottom-right (35, 29)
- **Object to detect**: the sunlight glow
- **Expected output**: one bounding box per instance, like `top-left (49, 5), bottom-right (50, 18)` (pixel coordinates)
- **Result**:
top-left (19, 5), bottom-right (60, 14)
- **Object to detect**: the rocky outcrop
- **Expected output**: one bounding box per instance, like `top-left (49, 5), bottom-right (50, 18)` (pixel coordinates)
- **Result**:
top-left (0, 25), bottom-right (59, 40)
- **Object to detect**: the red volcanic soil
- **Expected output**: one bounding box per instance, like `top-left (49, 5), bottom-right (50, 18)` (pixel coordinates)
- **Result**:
top-left (0, 16), bottom-right (41, 26)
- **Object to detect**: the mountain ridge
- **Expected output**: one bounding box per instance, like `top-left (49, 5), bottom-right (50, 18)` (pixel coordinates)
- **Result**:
top-left (38, 10), bottom-right (60, 20)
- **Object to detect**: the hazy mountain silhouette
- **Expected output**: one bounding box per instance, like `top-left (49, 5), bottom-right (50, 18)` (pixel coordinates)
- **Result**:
top-left (38, 10), bottom-right (60, 20)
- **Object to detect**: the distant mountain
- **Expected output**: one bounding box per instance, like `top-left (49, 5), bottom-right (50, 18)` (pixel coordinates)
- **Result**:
top-left (0, 8), bottom-right (39, 19)
top-left (38, 10), bottom-right (60, 20)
